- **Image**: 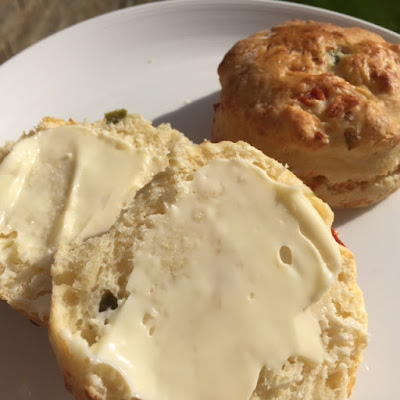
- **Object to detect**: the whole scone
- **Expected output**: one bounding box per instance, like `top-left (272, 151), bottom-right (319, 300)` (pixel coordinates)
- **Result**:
top-left (50, 140), bottom-right (367, 400)
top-left (212, 20), bottom-right (400, 208)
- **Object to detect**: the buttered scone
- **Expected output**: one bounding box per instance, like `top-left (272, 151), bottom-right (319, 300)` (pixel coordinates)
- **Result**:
top-left (0, 112), bottom-right (188, 325)
top-left (212, 20), bottom-right (400, 208)
top-left (50, 140), bottom-right (367, 400)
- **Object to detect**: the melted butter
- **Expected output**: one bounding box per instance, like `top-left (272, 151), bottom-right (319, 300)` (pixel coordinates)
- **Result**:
top-left (0, 125), bottom-right (162, 266)
top-left (92, 159), bottom-right (341, 400)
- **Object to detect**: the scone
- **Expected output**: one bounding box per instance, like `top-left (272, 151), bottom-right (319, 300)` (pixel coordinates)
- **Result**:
top-left (212, 20), bottom-right (400, 208)
top-left (49, 140), bottom-right (368, 400)
top-left (0, 111), bottom-right (188, 325)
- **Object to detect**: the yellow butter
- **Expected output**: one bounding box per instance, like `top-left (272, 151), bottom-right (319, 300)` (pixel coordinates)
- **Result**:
top-left (91, 159), bottom-right (340, 400)
top-left (0, 125), bottom-right (162, 267)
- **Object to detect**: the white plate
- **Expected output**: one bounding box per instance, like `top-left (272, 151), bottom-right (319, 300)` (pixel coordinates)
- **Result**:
top-left (0, 1), bottom-right (399, 399)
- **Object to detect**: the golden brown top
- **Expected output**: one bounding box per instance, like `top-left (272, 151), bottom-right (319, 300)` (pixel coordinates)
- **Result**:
top-left (218, 20), bottom-right (400, 152)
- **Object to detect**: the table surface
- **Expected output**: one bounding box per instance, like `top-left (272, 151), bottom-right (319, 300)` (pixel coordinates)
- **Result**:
top-left (0, 0), bottom-right (156, 65)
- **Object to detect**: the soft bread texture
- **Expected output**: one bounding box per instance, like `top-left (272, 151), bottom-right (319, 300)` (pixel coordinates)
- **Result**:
top-left (0, 113), bottom-right (187, 325)
top-left (212, 20), bottom-right (400, 208)
top-left (49, 140), bottom-right (368, 400)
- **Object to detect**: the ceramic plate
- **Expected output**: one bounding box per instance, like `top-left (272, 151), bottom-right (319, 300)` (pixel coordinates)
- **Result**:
top-left (0, 1), bottom-right (399, 398)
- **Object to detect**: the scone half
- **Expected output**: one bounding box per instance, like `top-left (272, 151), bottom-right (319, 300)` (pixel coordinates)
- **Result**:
top-left (212, 19), bottom-right (400, 208)
top-left (0, 112), bottom-right (188, 325)
top-left (49, 140), bottom-right (368, 400)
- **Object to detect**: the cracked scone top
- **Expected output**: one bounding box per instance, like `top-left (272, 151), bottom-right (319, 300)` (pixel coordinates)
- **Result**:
top-left (212, 20), bottom-right (400, 207)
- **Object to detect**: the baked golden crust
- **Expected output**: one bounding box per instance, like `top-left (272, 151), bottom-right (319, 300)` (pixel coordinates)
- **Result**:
top-left (212, 20), bottom-right (400, 207)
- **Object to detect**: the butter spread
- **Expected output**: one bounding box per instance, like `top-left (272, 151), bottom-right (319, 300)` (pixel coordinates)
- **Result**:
top-left (0, 125), bottom-right (162, 267)
top-left (91, 159), bottom-right (341, 400)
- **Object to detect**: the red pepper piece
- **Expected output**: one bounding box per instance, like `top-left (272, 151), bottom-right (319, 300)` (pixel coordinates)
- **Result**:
top-left (331, 227), bottom-right (346, 247)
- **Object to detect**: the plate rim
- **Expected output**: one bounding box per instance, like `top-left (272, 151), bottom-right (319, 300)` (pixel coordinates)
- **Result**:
top-left (1, 0), bottom-right (399, 73)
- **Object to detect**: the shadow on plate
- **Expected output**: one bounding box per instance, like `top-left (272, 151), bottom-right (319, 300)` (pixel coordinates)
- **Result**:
top-left (0, 300), bottom-right (69, 399)
top-left (153, 91), bottom-right (221, 143)
top-left (333, 203), bottom-right (378, 228)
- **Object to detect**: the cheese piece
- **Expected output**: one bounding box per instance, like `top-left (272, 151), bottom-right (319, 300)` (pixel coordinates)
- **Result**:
top-left (90, 159), bottom-right (341, 400)
top-left (0, 125), bottom-right (162, 267)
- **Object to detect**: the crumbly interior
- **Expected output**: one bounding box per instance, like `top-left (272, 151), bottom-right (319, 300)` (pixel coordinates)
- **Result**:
top-left (50, 140), bottom-right (368, 400)
top-left (0, 114), bottom-right (186, 325)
